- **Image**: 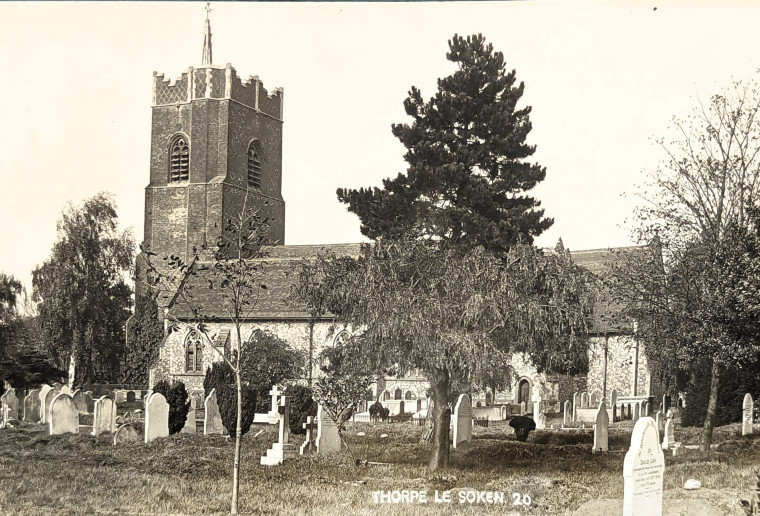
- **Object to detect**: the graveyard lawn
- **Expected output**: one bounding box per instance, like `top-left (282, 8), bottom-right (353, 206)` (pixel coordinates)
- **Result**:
top-left (0, 419), bottom-right (758, 515)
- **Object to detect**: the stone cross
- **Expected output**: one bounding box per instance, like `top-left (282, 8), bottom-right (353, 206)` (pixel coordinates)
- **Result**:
top-left (261, 395), bottom-right (298, 465)
top-left (623, 417), bottom-right (665, 516)
top-left (268, 385), bottom-right (282, 425)
top-left (743, 393), bottom-right (754, 436)
top-left (299, 416), bottom-right (317, 456)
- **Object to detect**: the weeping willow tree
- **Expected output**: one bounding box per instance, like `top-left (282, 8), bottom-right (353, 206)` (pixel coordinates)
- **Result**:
top-left (293, 239), bottom-right (595, 471)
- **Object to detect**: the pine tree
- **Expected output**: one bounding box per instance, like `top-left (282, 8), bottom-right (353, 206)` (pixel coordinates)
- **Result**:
top-left (337, 34), bottom-right (552, 253)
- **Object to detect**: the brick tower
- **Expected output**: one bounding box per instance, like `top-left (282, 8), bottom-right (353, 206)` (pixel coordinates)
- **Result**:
top-left (142, 11), bottom-right (285, 268)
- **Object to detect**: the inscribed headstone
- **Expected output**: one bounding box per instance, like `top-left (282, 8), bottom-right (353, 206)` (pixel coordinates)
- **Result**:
top-left (204, 389), bottom-right (224, 435)
top-left (623, 417), bottom-right (665, 516)
top-left (144, 392), bottom-right (169, 443)
top-left (743, 393), bottom-right (754, 436)
top-left (93, 396), bottom-right (116, 436)
top-left (315, 403), bottom-right (341, 454)
top-left (113, 423), bottom-right (140, 445)
top-left (453, 394), bottom-right (472, 448)
top-left (593, 401), bottom-right (609, 454)
top-left (49, 393), bottom-right (79, 435)
top-left (24, 388), bottom-right (41, 422)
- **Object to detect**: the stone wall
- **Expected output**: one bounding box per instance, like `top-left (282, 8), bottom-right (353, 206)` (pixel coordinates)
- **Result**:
top-left (586, 334), bottom-right (650, 399)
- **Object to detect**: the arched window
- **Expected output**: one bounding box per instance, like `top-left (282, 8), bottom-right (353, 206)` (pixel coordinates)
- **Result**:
top-left (334, 330), bottom-right (351, 346)
top-left (382, 391), bottom-right (390, 401)
top-left (247, 140), bottom-right (262, 188)
top-left (405, 391), bottom-right (413, 400)
top-left (169, 135), bottom-right (190, 182)
top-left (185, 332), bottom-right (202, 372)
top-left (394, 387), bottom-right (402, 400)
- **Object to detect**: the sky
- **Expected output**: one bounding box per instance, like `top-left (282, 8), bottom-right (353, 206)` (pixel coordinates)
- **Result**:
top-left (2, 1), bottom-right (760, 294)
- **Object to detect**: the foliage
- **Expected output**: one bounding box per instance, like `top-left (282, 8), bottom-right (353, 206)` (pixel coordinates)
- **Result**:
top-left (239, 329), bottom-right (303, 413)
top-left (612, 75), bottom-right (760, 449)
top-left (203, 361), bottom-right (257, 439)
top-left (122, 291), bottom-right (164, 385)
top-left (285, 384), bottom-right (317, 435)
top-left (32, 193), bottom-right (134, 386)
top-left (337, 34), bottom-right (552, 254)
top-left (369, 401), bottom-right (389, 422)
top-left (153, 380), bottom-right (191, 434)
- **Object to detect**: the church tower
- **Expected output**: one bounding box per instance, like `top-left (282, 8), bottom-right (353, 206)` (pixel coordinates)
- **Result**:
top-left (143, 10), bottom-right (285, 266)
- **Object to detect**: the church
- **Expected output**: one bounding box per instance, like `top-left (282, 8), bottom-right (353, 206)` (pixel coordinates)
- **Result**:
top-left (141, 17), bottom-right (652, 412)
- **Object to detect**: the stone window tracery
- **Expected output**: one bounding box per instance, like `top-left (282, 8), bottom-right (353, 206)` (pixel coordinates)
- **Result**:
top-left (169, 135), bottom-right (190, 182)
top-left (185, 332), bottom-right (202, 372)
top-left (247, 140), bottom-right (262, 189)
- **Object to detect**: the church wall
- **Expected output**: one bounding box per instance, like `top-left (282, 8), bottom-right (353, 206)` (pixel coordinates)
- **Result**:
top-left (586, 334), bottom-right (650, 400)
top-left (150, 319), bottom-right (349, 394)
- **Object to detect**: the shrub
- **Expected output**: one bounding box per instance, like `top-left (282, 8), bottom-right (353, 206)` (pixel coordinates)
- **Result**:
top-left (203, 361), bottom-right (257, 438)
top-left (152, 380), bottom-right (191, 434)
top-left (285, 384), bottom-right (317, 435)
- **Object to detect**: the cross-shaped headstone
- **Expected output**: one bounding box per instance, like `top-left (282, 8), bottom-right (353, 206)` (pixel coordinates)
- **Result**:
top-left (268, 386), bottom-right (282, 425)
top-left (277, 395), bottom-right (291, 445)
top-left (300, 416), bottom-right (317, 456)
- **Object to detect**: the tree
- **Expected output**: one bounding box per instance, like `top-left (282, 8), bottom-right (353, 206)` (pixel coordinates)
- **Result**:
top-left (122, 291), bottom-right (164, 385)
top-left (143, 190), bottom-right (272, 515)
top-left (295, 239), bottom-right (595, 471)
top-left (337, 34), bottom-right (552, 253)
top-left (613, 75), bottom-right (760, 450)
top-left (153, 380), bottom-right (191, 434)
top-left (32, 193), bottom-right (134, 387)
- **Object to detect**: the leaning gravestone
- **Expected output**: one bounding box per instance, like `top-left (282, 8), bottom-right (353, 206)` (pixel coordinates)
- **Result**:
top-left (72, 390), bottom-right (88, 413)
top-left (93, 396), bottom-right (116, 436)
top-left (49, 393), bottom-right (79, 435)
top-left (563, 400), bottom-right (572, 426)
top-left (1, 389), bottom-right (19, 421)
top-left (113, 423), bottom-right (140, 445)
top-left (623, 417), bottom-right (665, 516)
top-left (453, 394), bottom-right (472, 448)
top-left (144, 392), bottom-right (169, 443)
top-left (204, 389), bottom-right (224, 435)
top-left (743, 393), bottom-right (754, 436)
top-left (593, 401), bottom-right (609, 454)
top-left (315, 403), bottom-right (341, 454)
top-left (24, 388), bottom-right (41, 422)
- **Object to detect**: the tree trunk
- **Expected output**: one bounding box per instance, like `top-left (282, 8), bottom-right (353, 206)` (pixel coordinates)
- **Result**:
top-left (700, 360), bottom-right (720, 452)
top-left (308, 321), bottom-right (314, 388)
top-left (68, 353), bottom-right (77, 389)
top-left (231, 368), bottom-right (242, 514)
top-left (429, 369), bottom-right (450, 472)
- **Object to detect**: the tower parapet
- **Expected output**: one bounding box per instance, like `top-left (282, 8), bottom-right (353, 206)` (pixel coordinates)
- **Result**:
top-left (152, 63), bottom-right (284, 121)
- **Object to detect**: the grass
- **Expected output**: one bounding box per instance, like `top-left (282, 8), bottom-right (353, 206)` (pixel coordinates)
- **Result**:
top-left (0, 416), bottom-right (758, 515)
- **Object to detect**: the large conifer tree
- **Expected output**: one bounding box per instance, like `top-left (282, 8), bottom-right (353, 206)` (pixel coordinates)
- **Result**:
top-left (338, 34), bottom-right (552, 252)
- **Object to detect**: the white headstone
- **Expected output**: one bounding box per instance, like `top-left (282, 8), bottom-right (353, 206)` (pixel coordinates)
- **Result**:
top-left (315, 403), bottom-right (341, 454)
top-left (38, 385), bottom-right (53, 423)
top-left (519, 401), bottom-right (527, 416)
top-left (267, 385), bottom-right (282, 425)
top-left (261, 395), bottom-right (298, 465)
top-left (49, 393), bottom-right (79, 435)
top-left (71, 390), bottom-right (88, 413)
top-left (610, 389), bottom-right (618, 408)
top-left (655, 411), bottom-right (664, 442)
top-left (662, 410), bottom-right (674, 449)
top-left (204, 389), bottom-right (224, 435)
top-left (623, 417), bottom-right (665, 516)
top-left (93, 396), bottom-right (116, 436)
top-left (742, 393), bottom-right (754, 436)
top-left (144, 392), bottom-right (169, 443)
top-left (44, 388), bottom-right (59, 425)
top-left (593, 401), bottom-right (609, 453)
top-left (453, 394), bottom-right (473, 448)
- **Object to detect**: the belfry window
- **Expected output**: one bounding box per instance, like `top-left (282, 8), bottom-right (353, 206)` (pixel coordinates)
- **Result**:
top-left (169, 135), bottom-right (190, 182)
top-left (185, 332), bottom-right (202, 372)
top-left (247, 141), bottom-right (262, 189)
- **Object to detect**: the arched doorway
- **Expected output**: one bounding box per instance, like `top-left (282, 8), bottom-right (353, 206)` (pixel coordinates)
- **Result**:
top-left (517, 379), bottom-right (531, 404)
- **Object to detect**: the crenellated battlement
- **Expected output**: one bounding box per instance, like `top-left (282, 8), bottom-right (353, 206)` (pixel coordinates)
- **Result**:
top-left (152, 63), bottom-right (283, 120)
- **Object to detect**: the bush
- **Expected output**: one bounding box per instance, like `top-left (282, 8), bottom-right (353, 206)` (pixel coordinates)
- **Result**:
top-left (285, 384), bottom-right (317, 435)
top-left (369, 401), bottom-right (389, 422)
top-left (203, 361), bottom-right (257, 438)
top-left (152, 380), bottom-right (191, 434)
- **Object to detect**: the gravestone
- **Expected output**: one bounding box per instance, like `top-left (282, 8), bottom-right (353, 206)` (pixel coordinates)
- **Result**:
top-left (573, 392), bottom-right (580, 421)
top-left (113, 423), bottom-right (140, 445)
top-left (590, 394), bottom-right (598, 408)
top-left (632, 402), bottom-right (640, 423)
top-left (300, 416), bottom-right (317, 456)
top-left (114, 390), bottom-right (127, 404)
top-left (181, 402), bottom-right (196, 434)
top-left (519, 401), bottom-right (526, 416)
top-left (267, 385), bottom-right (282, 424)
top-left (662, 410), bottom-right (674, 449)
top-left (655, 411), bottom-right (664, 442)
top-left (93, 396), bottom-right (116, 436)
top-left (610, 389), bottom-right (618, 408)
top-left (626, 403), bottom-right (632, 420)
top-left (60, 385), bottom-right (72, 396)
top-left (144, 392), bottom-right (169, 443)
top-left (453, 394), bottom-right (472, 448)
top-left (72, 390), bottom-right (88, 413)
top-left (85, 392), bottom-right (95, 413)
top-left (743, 393), bottom-right (754, 436)
top-left (38, 385), bottom-right (53, 422)
top-left (24, 388), bottom-right (41, 422)
top-left (316, 403), bottom-right (341, 454)
top-left (623, 417), bottom-right (665, 516)
top-left (593, 401), bottom-right (609, 453)
top-left (261, 395), bottom-right (298, 465)
top-left (644, 402), bottom-right (650, 417)
top-left (44, 387), bottom-right (59, 425)
top-left (662, 394), bottom-right (670, 413)
top-left (563, 400), bottom-right (572, 426)
top-left (204, 388), bottom-right (224, 435)
top-left (1, 388), bottom-right (19, 421)
top-left (49, 393), bottom-right (79, 435)
top-left (580, 392), bottom-right (589, 408)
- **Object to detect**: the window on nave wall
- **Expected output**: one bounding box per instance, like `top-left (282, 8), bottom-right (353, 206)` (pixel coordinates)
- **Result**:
top-left (169, 135), bottom-right (190, 182)
top-left (185, 332), bottom-right (202, 372)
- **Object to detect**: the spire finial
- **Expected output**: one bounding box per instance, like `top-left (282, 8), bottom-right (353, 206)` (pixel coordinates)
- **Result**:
top-left (202, 2), bottom-right (213, 66)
